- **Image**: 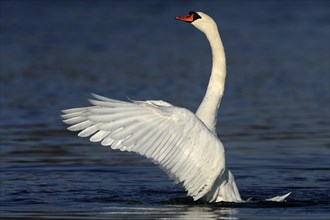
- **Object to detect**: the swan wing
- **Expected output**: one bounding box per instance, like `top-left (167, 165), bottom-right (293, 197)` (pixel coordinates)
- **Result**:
top-left (62, 94), bottom-right (225, 200)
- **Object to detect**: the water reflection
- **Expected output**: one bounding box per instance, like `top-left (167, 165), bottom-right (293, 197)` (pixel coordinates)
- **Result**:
top-left (181, 206), bottom-right (239, 220)
top-left (99, 205), bottom-right (239, 220)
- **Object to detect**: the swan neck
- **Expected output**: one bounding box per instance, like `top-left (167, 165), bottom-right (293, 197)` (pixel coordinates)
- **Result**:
top-left (196, 24), bottom-right (226, 131)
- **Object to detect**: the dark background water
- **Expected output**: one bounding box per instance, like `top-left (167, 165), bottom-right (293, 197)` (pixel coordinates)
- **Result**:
top-left (1, 0), bottom-right (329, 219)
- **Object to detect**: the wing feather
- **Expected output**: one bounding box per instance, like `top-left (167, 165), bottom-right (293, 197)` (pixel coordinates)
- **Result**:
top-left (63, 116), bottom-right (87, 124)
top-left (78, 124), bottom-right (99, 137)
top-left (90, 130), bottom-right (109, 142)
top-left (62, 94), bottom-right (225, 200)
top-left (68, 120), bottom-right (93, 131)
top-left (101, 135), bottom-right (115, 146)
top-left (145, 121), bottom-right (172, 158)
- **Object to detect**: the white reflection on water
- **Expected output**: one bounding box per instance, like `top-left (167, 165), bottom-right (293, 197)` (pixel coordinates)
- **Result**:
top-left (98, 205), bottom-right (239, 220)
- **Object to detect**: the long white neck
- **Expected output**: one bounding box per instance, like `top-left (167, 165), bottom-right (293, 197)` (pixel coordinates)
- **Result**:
top-left (195, 24), bottom-right (226, 132)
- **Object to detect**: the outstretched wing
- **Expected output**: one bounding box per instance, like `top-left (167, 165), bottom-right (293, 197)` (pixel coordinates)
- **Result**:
top-left (61, 94), bottom-right (225, 200)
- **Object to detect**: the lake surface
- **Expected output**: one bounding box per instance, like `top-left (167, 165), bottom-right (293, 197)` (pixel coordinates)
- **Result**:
top-left (1, 0), bottom-right (329, 219)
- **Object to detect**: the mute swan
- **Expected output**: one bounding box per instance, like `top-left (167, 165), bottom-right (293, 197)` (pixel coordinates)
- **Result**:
top-left (62, 11), bottom-right (290, 203)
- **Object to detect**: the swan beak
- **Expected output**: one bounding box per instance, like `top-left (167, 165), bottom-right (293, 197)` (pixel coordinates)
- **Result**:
top-left (175, 14), bottom-right (194, 23)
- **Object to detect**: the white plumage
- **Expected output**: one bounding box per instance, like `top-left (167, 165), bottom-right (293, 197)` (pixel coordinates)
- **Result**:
top-left (62, 94), bottom-right (225, 201)
top-left (62, 11), bottom-right (290, 203)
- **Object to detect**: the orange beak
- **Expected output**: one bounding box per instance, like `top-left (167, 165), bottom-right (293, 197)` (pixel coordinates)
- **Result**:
top-left (175, 13), bottom-right (194, 23)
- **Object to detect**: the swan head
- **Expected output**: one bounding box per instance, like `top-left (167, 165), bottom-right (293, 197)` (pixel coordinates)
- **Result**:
top-left (176, 11), bottom-right (217, 34)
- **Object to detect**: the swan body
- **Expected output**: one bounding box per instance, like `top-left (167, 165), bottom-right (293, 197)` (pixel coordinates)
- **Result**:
top-left (62, 11), bottom-right (289, 203)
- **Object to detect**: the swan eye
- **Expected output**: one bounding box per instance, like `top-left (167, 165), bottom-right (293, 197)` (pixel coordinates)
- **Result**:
top-left (189, 11), bottom-right (202, 21)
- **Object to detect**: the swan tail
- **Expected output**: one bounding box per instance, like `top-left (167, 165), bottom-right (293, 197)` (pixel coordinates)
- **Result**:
top-left (265, 192), bottom-right (291, 202)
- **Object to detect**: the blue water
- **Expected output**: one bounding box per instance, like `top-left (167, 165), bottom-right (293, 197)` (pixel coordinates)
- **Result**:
top-left (1, 0), bottom-right (329, 219)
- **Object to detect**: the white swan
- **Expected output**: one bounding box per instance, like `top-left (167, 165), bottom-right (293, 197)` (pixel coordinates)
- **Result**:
top-left (62, 11), bottom-right (290, 203)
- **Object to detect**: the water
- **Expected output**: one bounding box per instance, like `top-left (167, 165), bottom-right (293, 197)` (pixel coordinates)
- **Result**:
top-left (1, 0), bottom-right (329, 219)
